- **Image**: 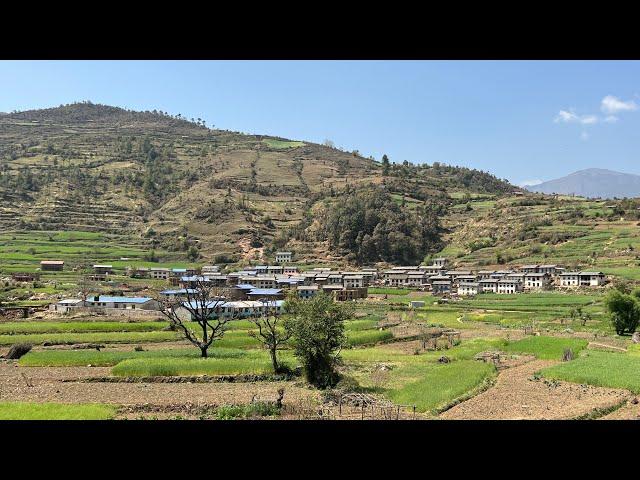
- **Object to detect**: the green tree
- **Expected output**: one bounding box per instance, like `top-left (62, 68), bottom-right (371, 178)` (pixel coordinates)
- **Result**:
top-left (187, 245), bottom-right (199, 262)
top-left (284, 292), bottom-right (354, 388)
top-left (604, 289), bottom-right (640, 335)
top-left (382, 154), bottom-right (390, 176)
top-left (249, 299), bottom-right (291, 373)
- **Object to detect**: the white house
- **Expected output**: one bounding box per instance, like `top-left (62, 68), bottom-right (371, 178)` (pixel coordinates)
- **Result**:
top-left (559, 272), bottom-right (580, 287)
top-left (497, 279), bottom-right (523, 294)
top-left (479, 278), bottom-right (499, 293)
top-left (457, 282), bottom-right (479, 296)
top-left (579, 271), bottom-right (606, 286)
top-left (524, 272), bottom-right (550, 290)
top-left (344, 275), bottom-right (364, 289)
top-left (149, 268), bottom-right (170, 280)
top-left (275, 252), bottom-right (292, 263)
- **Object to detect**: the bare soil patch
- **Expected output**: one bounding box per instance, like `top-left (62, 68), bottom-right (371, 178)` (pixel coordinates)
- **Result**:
top-left (440, 359), bottom-right (630, 420)
top-left (0, 362), bottom-right (317, 408)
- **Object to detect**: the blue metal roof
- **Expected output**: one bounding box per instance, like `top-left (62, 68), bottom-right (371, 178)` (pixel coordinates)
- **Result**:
top-left (172, 268), bottom-right (187, 273)
top-left (160, 289), bottom-right (196, 295)
top-left (235, 284), bottom-right (256, 290)
top-left (86, 296), bottom-right (152, 304)
top-left (247, 288), bottom-right (283, 296)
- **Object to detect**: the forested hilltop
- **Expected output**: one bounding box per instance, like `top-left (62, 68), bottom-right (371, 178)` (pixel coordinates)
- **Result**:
top-left (0, 101), bottom-right (522, 266)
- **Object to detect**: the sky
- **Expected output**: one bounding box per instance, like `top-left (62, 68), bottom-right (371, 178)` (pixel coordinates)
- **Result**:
top-left (1, 60), bottom-right (639, 186)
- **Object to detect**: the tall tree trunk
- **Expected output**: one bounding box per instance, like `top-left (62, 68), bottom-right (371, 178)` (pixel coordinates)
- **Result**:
top-left (201, 346), bottom-right (208, 358)
top-left (270, 348), bottom-right (279, 373)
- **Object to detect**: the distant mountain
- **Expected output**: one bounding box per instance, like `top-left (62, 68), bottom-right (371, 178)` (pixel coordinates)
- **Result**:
top-left (527, 168), bottom-right (640, 199)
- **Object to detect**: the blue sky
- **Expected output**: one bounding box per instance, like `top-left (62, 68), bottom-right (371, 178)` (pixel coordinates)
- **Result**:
top-left (1, 60), bottom-right (639, 185)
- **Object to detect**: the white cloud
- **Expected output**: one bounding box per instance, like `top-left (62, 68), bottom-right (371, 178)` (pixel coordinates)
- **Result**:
top-left (601, 95), bottom-right (637, 114)
top-left (519, 179), bottom-right (542, 187)
top-left (554, 109), bottom-right (598, 125)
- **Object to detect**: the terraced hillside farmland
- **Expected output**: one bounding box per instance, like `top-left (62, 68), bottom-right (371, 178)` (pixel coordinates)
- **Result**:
top-left (438, 194), bottom-right (640, 280)
top-left (0, 102), bottom-right (519, 266)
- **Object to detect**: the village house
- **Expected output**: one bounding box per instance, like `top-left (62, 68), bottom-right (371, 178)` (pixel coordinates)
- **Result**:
top-left (267, 266), bottom-right (284, 275)
top-left (174, 300), bottom-right (285, 321)
top-left (491, 270), bottom-right (513, 279)
top-left (301, 272), bottom-right (318, 285)
top-left (49, 298), bottom-right (83, 313)
top-left (520, 264), bottom-right (539, 274)
top-left (327, 274), bottom-right (344, 285)
top-left (406, 272), bottom-right (427, 287)
top-left (578, 271), bottom-right (607, 287)
top-left (497, 279), bottom-right (524, 294)
top-left (524, 272), bottom-right (551, 290)
top-left (431, 280), bottom-right (452, 295)
top-left (297, 285), bottom-right (319, 299)
top-left (246, 288), bottom-right (284, 301)
top-left (538, 264), bottom-right (560, 276)
top-left (559, 272), bottom-right (580, 287)
top-left (455, 274), bottom-right (478, 285)
top-left (433, 257), bottom-right (448, 267)
top-left (477, 270), bottom-right (496, 280)
top-left (283, 266), bottom-right (299, 275)
top-left (332, 287), bottom-right (368, 301)
top-left (478, 278), bottom-right (499, 293)
top-left (40, 260), bottom-right (64, 271)
top-left (344, 275), bottom-right (365, 289)
top-left (50, 296), bottom-right (159, 312)
top-left (445, 270), bottom-right (472, 279)
top-left (457, 281), bottom-right (479, 296)
top-left (159, 288), bottom-right (197, 299)
top-left (246, 276), bottom-right (279, 289)
top-left (149, 268), bottom-right (170, 280)
top-left (275, 251), bottom-right (292, 263)
top-left (277, 277), bottom-right (304, 289)
top-left (129, 266), bottom-right (150, 278)
top-left (419, 264), bottom-right (446, 276)
top-left (384, 270), bottom-right (409, 286)
top-left (11, 272), bottom-right (39, 282)
top-left (93, 264), bottom-right (113, 275)
top-left (201, 265), bottom-right (219, 274)
top-left (255, 265), bottom-right (269, 275)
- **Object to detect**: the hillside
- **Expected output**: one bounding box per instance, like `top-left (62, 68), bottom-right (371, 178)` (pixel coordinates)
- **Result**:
top-left (0, 102), bottom-right (518, 266)
top-left (527, 168), bottom-right (640, 199)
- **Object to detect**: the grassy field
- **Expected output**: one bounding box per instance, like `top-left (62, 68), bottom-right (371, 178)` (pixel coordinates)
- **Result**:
top-left (111, 351), bottom-right (293, 377)
top-left (0, 402), bottom-right (116, 420)
top-left (0, 330), bottom-right (180, 346)
top-left (502, 336), bottom-right (589, 360)
top-left (541, 350), bottom-right (640, 393)
top-left (387, 360), bottom-right (496, 413)
top-left (0, 321), bottom-right (168, 334)
top-left (19, 347), bottom-right (246, 366)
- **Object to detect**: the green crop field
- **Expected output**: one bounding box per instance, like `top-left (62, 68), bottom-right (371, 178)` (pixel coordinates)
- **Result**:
top-left (502, 336), bottom-right (589, 360)
top-left (0, 330), bottom-right (180, 346)
top-left (0, 321), bottom-right (168, 335)
top-left (0, 402), bottom-right (116, 420)
top-left (541, 350), bottom-right (640, 393)
top-left (111, 352), bottom-right (294, 377)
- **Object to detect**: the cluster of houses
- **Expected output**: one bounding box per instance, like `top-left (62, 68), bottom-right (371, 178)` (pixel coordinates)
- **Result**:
top-left (46, 252), bottom-right (610, 315)
top-left (380, 258), bottom-right (607, 296)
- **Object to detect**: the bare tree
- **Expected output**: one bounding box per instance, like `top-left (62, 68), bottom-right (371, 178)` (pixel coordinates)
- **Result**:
top-left (76, 264), bottom-right (98, 303)
top-left (157, 278), bottom-right (237, 358)
top-left (249, 298), bottom-right (291, 373)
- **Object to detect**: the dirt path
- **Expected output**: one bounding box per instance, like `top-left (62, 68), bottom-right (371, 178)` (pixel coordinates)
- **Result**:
top-left (440, 360), bottom-right (629, 420)
top-left (0, 361), bottom-right (317, 408)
